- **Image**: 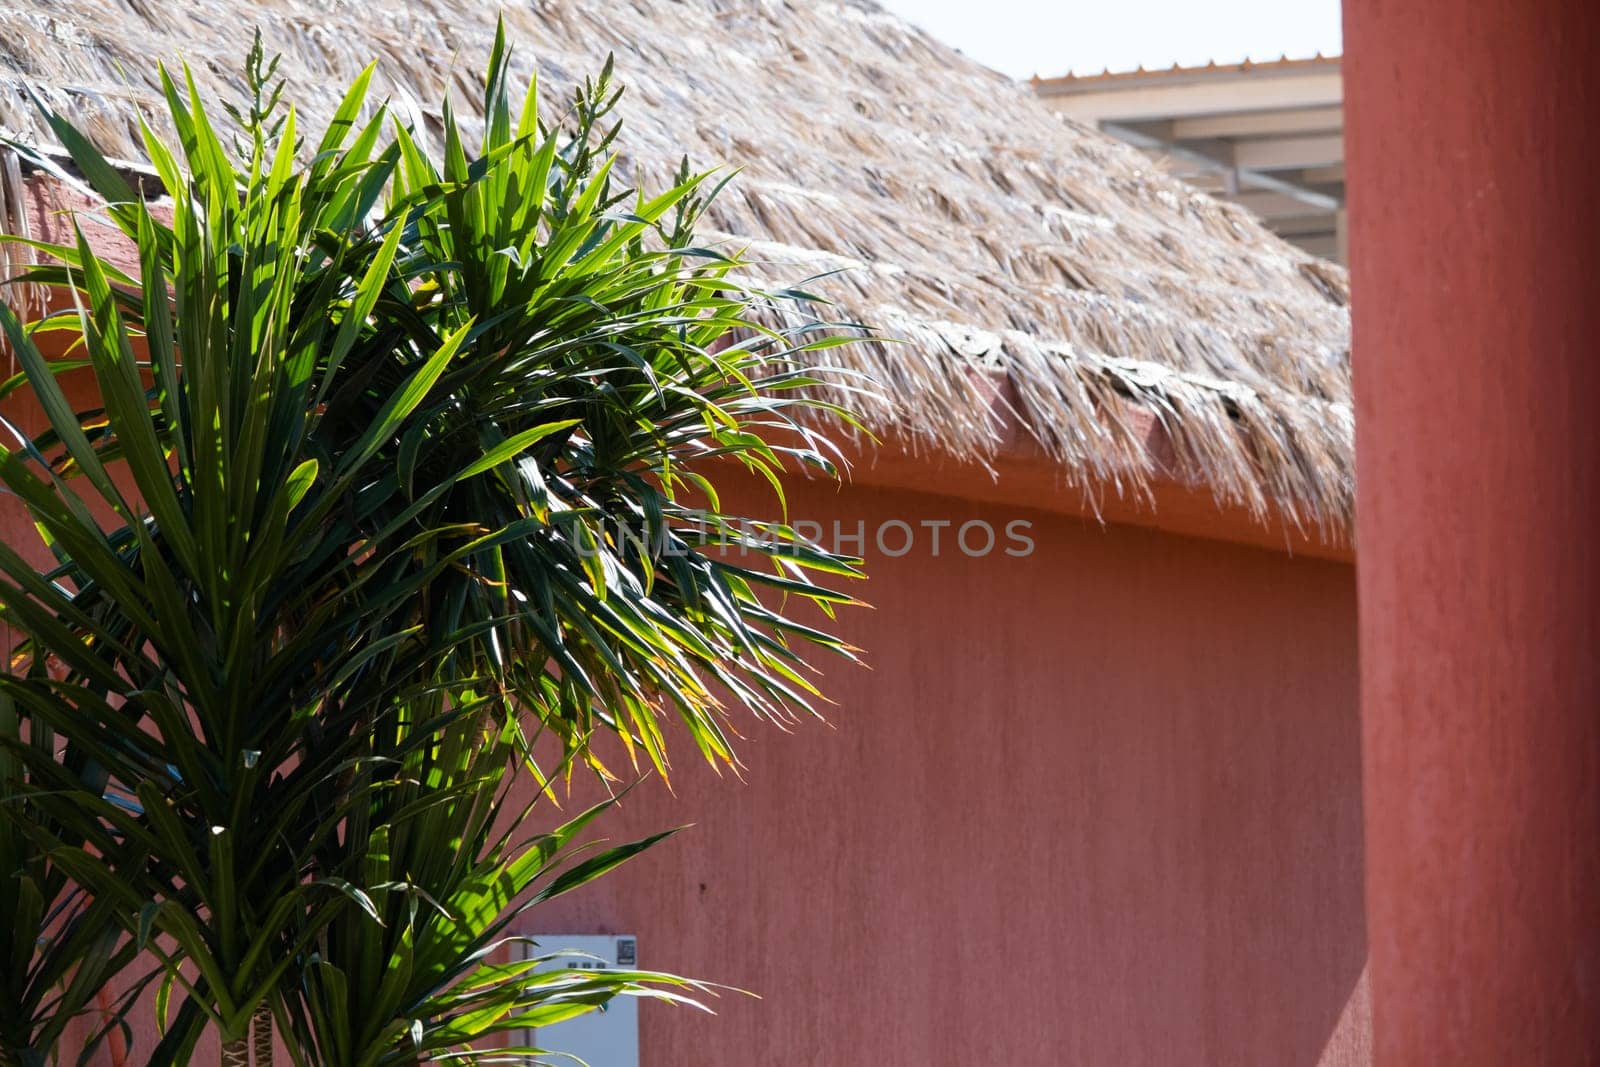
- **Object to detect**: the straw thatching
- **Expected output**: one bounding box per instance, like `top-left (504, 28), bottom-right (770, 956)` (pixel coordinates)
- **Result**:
top-left (0, 0), bottom-right (1353, 539)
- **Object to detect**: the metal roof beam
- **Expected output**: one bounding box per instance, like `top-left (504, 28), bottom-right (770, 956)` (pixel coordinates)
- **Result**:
top-left (1232, 192), bottom-right (1338, 219)
top-left (1102, 122), bottom-right (1341, 213)
top-left (1171, 105), bottom-right (1343, 140)
top-left (1233, 133), bottom-right (1345, 171)
top-left (1301, 163), bottom-right (1347, 185)
top-left (1041, 72), bottom-right (1343, 123)
top-left (1266, 213), bottom-right (1342, 237)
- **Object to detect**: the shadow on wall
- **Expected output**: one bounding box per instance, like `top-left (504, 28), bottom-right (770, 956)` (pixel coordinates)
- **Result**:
top-left (529, 477), bottom-right (1370, 1067)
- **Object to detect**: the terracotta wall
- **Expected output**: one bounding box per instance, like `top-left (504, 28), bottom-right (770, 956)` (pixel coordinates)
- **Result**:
top-left (1346, 0), bottom-right (1600, 1060)
top-left (528, 475), bottom-right (1369, 1066)
top-left (2, 363), bottom-right (1367, 1063)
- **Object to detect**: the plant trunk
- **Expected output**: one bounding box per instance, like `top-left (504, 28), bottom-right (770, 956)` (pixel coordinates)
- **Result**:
top-left (251, 1004), bottom-right (273, 1067)
top-left (221, 1037), bottom-right (248, 1067)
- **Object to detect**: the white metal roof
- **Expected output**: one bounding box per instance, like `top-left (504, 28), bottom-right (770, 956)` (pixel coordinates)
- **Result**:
top-left (1033, 56), bottom-right (1346, 263)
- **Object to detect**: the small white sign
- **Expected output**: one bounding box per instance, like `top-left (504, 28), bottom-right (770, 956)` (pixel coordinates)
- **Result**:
top-left (520, 935), bottom-right (639, 1067)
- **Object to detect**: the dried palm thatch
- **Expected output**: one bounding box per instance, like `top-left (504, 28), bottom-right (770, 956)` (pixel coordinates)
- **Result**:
top-left (0, 0), bottom-right (1353, 539)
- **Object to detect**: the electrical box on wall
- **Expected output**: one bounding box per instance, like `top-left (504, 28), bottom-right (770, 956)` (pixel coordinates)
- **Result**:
top-left (520, 935), bottom-right (640, 1067)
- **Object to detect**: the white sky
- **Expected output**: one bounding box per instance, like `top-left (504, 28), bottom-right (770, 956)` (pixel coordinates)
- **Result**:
top-left (874, 0), bottom-right (1343, 79)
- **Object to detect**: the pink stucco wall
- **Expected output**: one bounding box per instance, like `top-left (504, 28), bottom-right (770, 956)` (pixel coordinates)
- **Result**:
top-left (5, 470), bottom-right (1368, 1065)
top-left (3, 284), bottom-right (1367, 1062)
top-left (525, 474), bottom-right (1368, 1065)
top-left (1347, 0), bottom-right (1600, 1059)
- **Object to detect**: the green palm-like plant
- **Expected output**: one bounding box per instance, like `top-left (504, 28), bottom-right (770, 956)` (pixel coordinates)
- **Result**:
top-left (1, 687), bottom-right (145, 1067)
top-left (278, 703), bottom-right (710, 1067)
top-left (0, 24), bottom-right (867, 1066)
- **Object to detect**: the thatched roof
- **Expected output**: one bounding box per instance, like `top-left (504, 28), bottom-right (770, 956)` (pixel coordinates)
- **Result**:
top-left (0, 0), bottom-right (1353, 539)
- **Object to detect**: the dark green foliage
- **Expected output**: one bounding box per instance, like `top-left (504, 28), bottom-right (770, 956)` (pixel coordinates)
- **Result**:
top-left (0, 22), bottom-right (864, 1064)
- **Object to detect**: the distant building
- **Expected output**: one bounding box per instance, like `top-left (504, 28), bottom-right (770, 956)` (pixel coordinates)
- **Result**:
top-left (1033, 56), bottom-right (1346, 262)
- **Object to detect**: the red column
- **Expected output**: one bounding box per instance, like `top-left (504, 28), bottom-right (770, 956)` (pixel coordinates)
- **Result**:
top-left (1344, 0), bottom-right (1600, 1062)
